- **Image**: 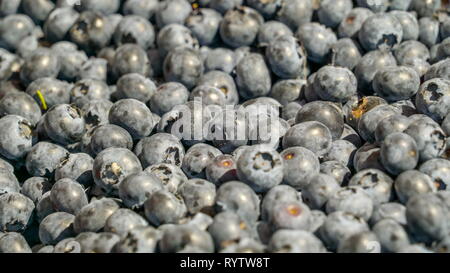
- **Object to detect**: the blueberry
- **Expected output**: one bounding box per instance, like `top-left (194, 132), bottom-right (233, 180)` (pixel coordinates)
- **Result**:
top-left (145, 163), bottom-right (188, 193)
top-left (144, 189), bottom-right (187, 226)
top-left (0, 232), bottom-right (32, 253)
top-left (78, 0), bottom-right (120, 15)
top-left (358, 105), bottom-right (399, 143)
top-left (181, 143), bottom-right (221, 179)
top-left (389, 11), bottom-right (419, 41)
top-left (205, 155), bottom-right (237, 185)
top-left (419, 158), bottom-right (450, 190)
top-left (113, 226), bottom-right (160, 253)
top-left (208, 211), bottom-right (249, 250)
top-left (320, 161), bottom-right (351, 186)
top-left (258, 21), bottom-right (293, 46)
top-left (77, 57), bottom-right (108, 82)
top-left (356, 0), bottom-right (389, 12)
top-left (21, 177), bottom-right (51, 204)
top-left (50, 178), bottom-right (88, 215)
top-left (271, 80), bottom-right (306, 107)
top-left (373, 66), bottom-right (420, 102)
top-left (276, 0), bottom-right (313, 31)
top-left (266, 35), bottom-right (307, 79)
top-left (179, 179), bottom-right (216, 214)
top-left (89, 125), bottom-right (133, 156)
top-left (89, 232), bottom-right (120, 253)
top-left (149, 82), bottom-right (189, 116)
top-left (156, 0), bottom-right (192, 28)
top-left (204, 48), bottom-right (235, 74)
top-left (326, 186), bottom-right (373, 221)
top-left (268, 200), bottom-right (311, 232)
top-left (69, 11), bottom-right (113, 53)
top-left (348, 169), bottom-right (394, 205)
top-left (20, 48), bottom-right (61, 85)
top-left (104, 208), bottom-right (148, 238)
top-left (44, 104), bottom-right (86, 145)
top-left (36, 192), bottom-right (56, 222)
top-left (22, 0), bottom-right (55, 23)
top-left (404, 119), bottom-right (446, 162)
top-left (318, 211), bottom-right (369, 250)
top-left (135, 133), bottom-right (185, 169)
top-left (318, 0), bottom-right (353, 28)
top-left (189, 85), bottom-right (227, 106)
top-left (419, 17), bottom-right (441, 48)
top-left (338, 7), bottom-right (374, 39)
top-left (337, 231), bottom-right (380, 253)
top-left (283, 121), bottom-right (333, 156)
top-left (219, 6), bottom-right (263, 48)
top-left (39, 212), bottom-right (75, 245)
top-left (118, 172), bottom-right (164, 209)
top-left (416, 78), bottom-right (450, 122)
top-left (73, 198), bottom-right (119, 233)
top-left (215, 181), bottom-right (260, 224)
top-left (373, 219), bottom-right (410, 253)
top-left (353, 143), bottom-right (385, 172)
top-left (26, 77), bottom-right (72, 110)
top-left (281, 147), bottom-right (320, 190)
top-left (302, 174), bottom-right (340, 210)
top-left (0, 115), bottom-right (34, 161)
top-left (163, 47), bottom-right (204, 89)
top-left (410, 0), bottom-right (441, 17)
top-left (113, 44), bottom-right (150, 78)
top-left (81, 99), bottom-right (113, 129)
top-left (0, 14), bottom-right (35, 51)
top-left (296, 22), bottom-right (337, 64)
top-left (186, 8), bottom-right (222, 46)
top-left (0, 0), bottom-right (21, 17)
top-left (53, 238), bottom-right (81, 253)
top-left (375, 114), bottom-right (411, 142)
top-left (261, 185), bottom-right (300, 221)
top-left (109, 99), bottom-right (156, 140)
top-left (324, 140), bottom-right (357, 168)
top-left (157, 24), bottom-right (198, 58)
top-left (123, 0), bottom-right (159, 20)
top-left (330, 38), bottom-right (362, 71)
top-left (370, 202), bottom-right (407, 226)
top-left (0, 91), bottom-right (42, 126)
top-left (341, 124), bottom-right (362, 148)
top-left (26, 142), bottom-right (69, 178)
top-left (159, 224), bottom-right (214, 253)
top-left (44, 8), bottom-right (80, 43)
top-left (389, 0), bottom-right (412, 11)
top-left (358, 13), bottom-right (403, 52)
top-left (198, 71), bottom-right (239, 105)
top-left (355, 50), bottom-right (397, 94)
top-left (114, 15), bottom-right (155, 49)
top-left (380, 133), bottom-right (419, 175)
top-left (0, 192), bottom-right (35, 232)
top-left (0, 49), bottom-right (20, 82)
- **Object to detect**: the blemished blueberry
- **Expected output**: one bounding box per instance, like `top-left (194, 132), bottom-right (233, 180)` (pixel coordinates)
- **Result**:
top-left (163, 47), bottom-right (204, 90)
top-left (416, 78), bottom-right (450, 122)
top-left (103, 208), bottom-right (148, 238)
top-left (348, 168), bottom-right (394, 205)
top-left (123, 0), bottom-right (159, 20)
top-left (219, 6), bottom-right (263, 48)
top-left (236, 145), bottom-right (283, 193)
top-left (135, 133), bottom-right (185, 169)
top-left (44, 104), bottom-right (86, 145)
top-left (266, 35), bottom-right (306, 79)
top-left (179, 179), bottom-right (216, 214)
top-left (73, 198), bottom-right (119, 234)
top-left (50, 178), bottom-right (88, 215)
top-left (302, 174), bottom-right (340, 210)
top-left (109, 99), bottom-right (156, 140)
top-left (295, 22), bottom-right (337, 64)
top-left (370, 202), bottom-right (407, 226)
top-left (337, 231), bottom-right (380, 253)
top-left (112, 226), bottom-right (160, 253)
top-left (21, 177), bottom-right (51, 204)
top-left (276, 0), bottom-right (313, 31)
top-left (283, 121), bottom-right (333, 156)
top-left (114, 15), bottom-right (155, 49)
top-left (205, 155), bottom-right (237, 186)
top-left (113, 43), bottom-right (150, 78)
top-left (144, 189), bottom-right (187, 226)
top-left (326, 186), bottom-right (374, 221)
top-left (406, 193), bottom-right (449, 243)
top-left (356, 0), bottom-right (389, 12)
top-left (261, 185), bottom-right (301, 221)
top-left (155, 0), bottom-right (192, 28)
top-left (215, 181), bottom-right (260, 224)
top-left (338, 7), bottom-right (374, 39)
top-left (419, 158), bottom-right (450, 190)
top-left (38, 212), bottom-right (75, 245)
top-left (281, 147), bottom-right (320, 190)
top-left (395, 170), bottom-right (436, 204)
top-left (81, 99), bottom-right (113, 129)
top-left (330, 38), bottom-right (362, 71)
top-left (118, 171), bottom-right (164, 209)
top-left (181, 143), bottom-right (222, 179)
top-left (186, 8), bottom-right (222, 46)
top-left (0, 14), bottom-right (35, 51)
top-left (404, 119), bottom-right (446, 162)
top-left (145, 163), bottom-right (188, 193)
top-left (318, 0), bottom-right (353, 29)
top-left (296, 101), bottom-right (344, 140)
top-left (0, 232), bottom-right (32, 253)
top-left (93, 147), bottom-right (142, 194)
top-left (268, 229), bottom-right (326, 253)
top-left (355, 50), bottom-right (397, 94)
top-left (320, 161), bottom-right (351, 186)
top-left (375, 114), bottom-right (411, 143)
top-left (257, 21), bottom-right (293, 47)
top-left (373, 219), bottom-right (410, 253)
top-left (26, 142), bottom-right (69, 178)
top-left (89, 125), bottom-right (133, 156)
top-left (159, 224), bottom-right (214, 253)
top-left (380, 133), bottom-right (419, 175)
top-left (20, 48), bottom-right (61, 85)
top-left (358, 13), bottom-right (403, 52)
top-left (0, 192), bottom-right (35, 232)
top-left (0, 115), bottom-right (34, 161)
top-left (319, 211), bottom-right (369, 250)
top-left (373, 66), bottom-right (420, 102)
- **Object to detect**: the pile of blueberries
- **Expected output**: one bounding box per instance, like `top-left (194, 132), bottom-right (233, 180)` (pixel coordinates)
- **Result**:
top-left (1, 0), bottom-right (450, 254)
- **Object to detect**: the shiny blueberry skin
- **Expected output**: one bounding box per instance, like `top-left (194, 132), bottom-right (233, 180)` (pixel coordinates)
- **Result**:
top-left (0, 14), bottom-right (35, 51)
top-left (0, 115), bottom-right (34, 161)
top-left (302, 174), bottom-right (340, 210)
top-left (144, 189), bottom-right (187, 226)
top-left (326, 186), bottom-right (374, 221)
top-left (155, 0), bottom-right (192, 28)
top-left (318, 0), bottom-right (353, 28)
top-left (104, 208), bottom-right (148, 238)
top-left (114, 15), bottom-right (155, 49)
top-left (73, 198), bottom-right (119, 233)
top-left (181, 143), bottom-right (222, 179)
top-left (404, 119), bottom-right (446, 162)
top-left (54, 153), bottom-right (94, 187)
top-left (0, 232), bottom-right (32, 253)
top-left (50, 178), bottom-right (88, 215)
top-left (26, 142), bottom-right (69, 178)
top-left (348, 168), bottom-right (394, 205)
top-left (20, 177), bottom-right (51, 204)
top-left (135, 133), bottom-right (185, 169)
top-left (380, 133), bottom-right (419, 175)
top-left (276, 0), bottom-right (313, 31)
top-left (355, 50), bottom-right (397, 94)
top-left (373, 66), bottom-right (420, 102)
top-left (375, 114), bottom-right (411, 143)
top-left (44, 104), bottom-right (86, 145)
top-left (283, 121), bottom-right (333, 156)
top-left (266, 35), bottom-right (306, 79)
top-left (416, 78), bottom-right (450, 122)
top-left (113, 44), bottom-right (151, 78)
top-left (145, 163), bottom-right (187, 193)
top-left (419, 159), bottom-right (450, 190)
top-left (281, 147), bottom-right (320, 190)
top-left (159, 224), bottom-right (214, 253)
top-left (186, 8), bottom-right (222, 46)
top-left (296, 22), bottom-right (337, 64)
top-left (219, 6), bottom-right (263, 48)
top-left (163, 47), bottom-right (204, 90)
top-left (179, 179), bottom-right (216, 214)
top-left (359, 13), bottom-right (403, 52)
top-left (373, 219), bottom-right (410, 253)
top-left (0, 92), bottom-right (42, 126)
top-left (38, 212), bottom-right (75, 245)
top-left (118, 171), bottom-right (164, 209)
top-left (235, 53), bottom-right (272, 99)
top-left (112, 226), bottom-right (159, 253)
